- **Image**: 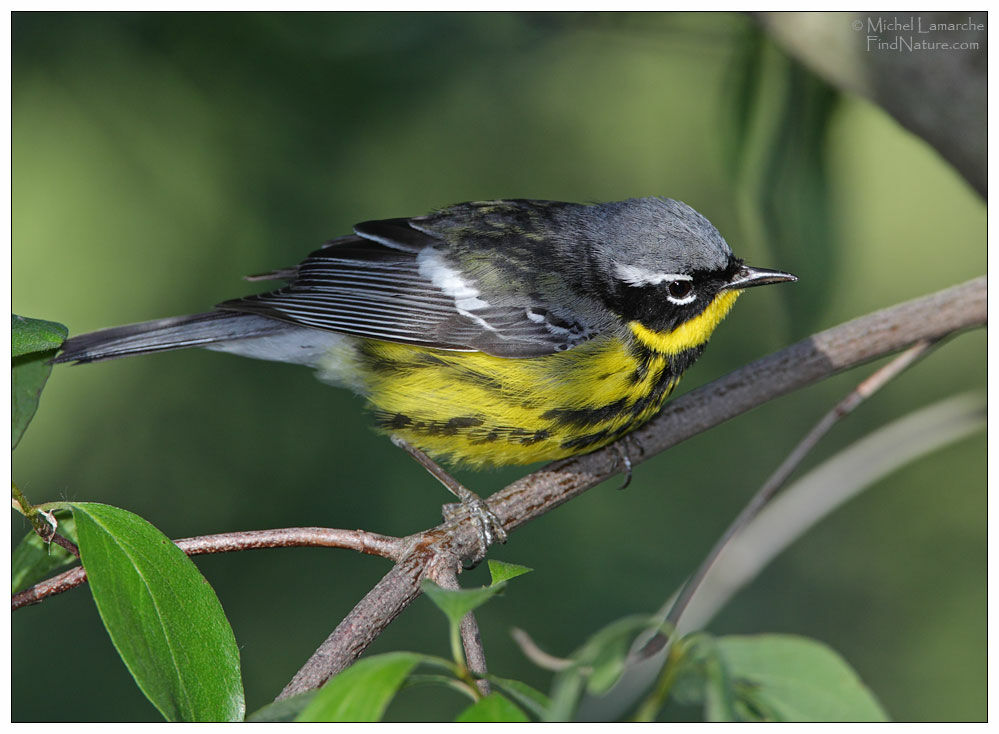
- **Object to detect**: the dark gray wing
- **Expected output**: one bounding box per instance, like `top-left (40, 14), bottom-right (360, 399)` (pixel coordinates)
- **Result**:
top-left (216, 221), bottom-right (600, 358)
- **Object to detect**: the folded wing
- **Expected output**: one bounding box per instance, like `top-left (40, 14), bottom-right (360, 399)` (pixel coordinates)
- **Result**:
top-left (217, 220), bottom-right (599, 358)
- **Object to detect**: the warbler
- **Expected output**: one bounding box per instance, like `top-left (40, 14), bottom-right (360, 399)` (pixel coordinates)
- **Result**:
top-left (56, 197), bottom-right (795, 468)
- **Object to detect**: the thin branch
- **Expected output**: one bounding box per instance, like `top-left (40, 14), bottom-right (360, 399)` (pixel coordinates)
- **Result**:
top-left (657, 337), bottom-right (939, 642)
top-left (174, 527), bottom-right (405, 560)
top-left (12, 567), bottom-right (87, 610)
top-left (576, 392), bottom-right (986, 722)
top-left (50, 533), bottom-right (80, 558)
top-left (12, 483), bottom-right (69, 552)
top-left (12, 526), bottom-right (406, 611)
top-left (278, 276), bottom-right (986, 698)
top-left (433, 566), bottom-right (491, 696)
top-left (677, 391), bottom-right (986, 634)
top-left (510, 627), bottom-right (575, 672)
top-left (279, 531), bottom-right (460, 698)
top-left (488, 278), bottom-right (986, 538)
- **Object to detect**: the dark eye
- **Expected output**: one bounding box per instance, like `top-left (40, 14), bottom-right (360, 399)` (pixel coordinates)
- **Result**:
top-left (667, 280), bottom-right (693, 300)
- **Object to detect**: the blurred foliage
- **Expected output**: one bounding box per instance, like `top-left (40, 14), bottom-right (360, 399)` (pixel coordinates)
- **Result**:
top-left (11, 314), bottom-right (67, 448)
top-left (724, 29), bottom-right (841, 336)
top-left (12, 12), bottom-right (984, 722)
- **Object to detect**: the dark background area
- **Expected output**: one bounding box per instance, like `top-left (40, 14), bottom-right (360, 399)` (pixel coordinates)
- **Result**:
top-left (12, 12), bottom-right (985, 721)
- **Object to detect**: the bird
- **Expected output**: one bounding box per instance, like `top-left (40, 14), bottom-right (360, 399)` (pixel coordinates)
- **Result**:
top-left (55, 197), bottom-right (796, 471)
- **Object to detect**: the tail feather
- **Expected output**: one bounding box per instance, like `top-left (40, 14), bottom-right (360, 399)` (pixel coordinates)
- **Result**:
top-left (54, 311), bottom-right (289, 364)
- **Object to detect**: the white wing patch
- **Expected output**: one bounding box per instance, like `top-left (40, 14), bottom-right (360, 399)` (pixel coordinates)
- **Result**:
top-left (416, 247), bottom-right (501, 334)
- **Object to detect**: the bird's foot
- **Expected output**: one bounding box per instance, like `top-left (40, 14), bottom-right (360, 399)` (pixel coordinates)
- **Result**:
top-left (392, 436), bottom-right (507, 555)
top-left (443, 493), bottom-right (508, 550)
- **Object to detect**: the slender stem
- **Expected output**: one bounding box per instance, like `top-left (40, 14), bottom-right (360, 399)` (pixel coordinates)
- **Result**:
top-left (278, 535), bottom-right (457, 699)
top-left (431, 566), bottom-right (491, 696)
top-left (487, 278), bottom-right (985, 539)
top-left (12, 483), bottom-right (54, 541)
top-left (403, 674), bottom-right (479, 701)
top-left (12, 483), bottom-right (79, 556)
top-left (174, 527), bottom-right (405, 560)
top-left (12, 526), bottom-right (407, 611)
top-left (509, 627), bottom-right (574, 671)
top-left (649, 338), bottom-right (939, 653)
top-left (11, 483), bottom-right (31, 516)
top-left (451, 623), bottom-right (466, 671)
top-left (12, 567), bottom-right (87, 611)
top-left (50, 533), bottom-right (80, 558)
top-left (458, 614), bottom-right (491, 695)
top-left (632, 640), bottom-right (688, 722)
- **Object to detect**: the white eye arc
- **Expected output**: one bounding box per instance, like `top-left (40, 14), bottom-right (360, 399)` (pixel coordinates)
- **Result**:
top-left (665, 279), bottom-right (696, 305)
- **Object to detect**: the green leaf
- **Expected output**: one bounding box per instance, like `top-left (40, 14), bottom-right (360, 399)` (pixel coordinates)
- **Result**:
top-left (545, 667), bottom-right (586, 722)
top-left (485, 675), bottom-right (551, 720)
top-left (455, 692), bottom-right (531, 722)
top-left (546, 615), bottom-right (664, 720)
top-left (699, 640), bottom-right (738, 723)
top-left (714, 634), bottom-right (889, 722)
top-left (583, 617), bottom-right (665, 696)
top-left (574, 615), bottom-right (663, 696)
top-left (421, 579), bottom-right (504, 626)
top-left (487, 559), bottom-right (532, 586)
top-left (12, 353), bottom-right (55, 449)
top-left (296, 652), bottom-right (422, 722)
top-left (12, 316), bottom-right (68, 448)
top-left (68, 502), bottom-right (244, 722)
top-left (246, 692), bottom-right (316, 722)
top-left (721, 22), bottom-right (765, 178)
top-left (12, 513), bottom-right (78, 593)
top-left (12, 314), bottom-right (67, 357)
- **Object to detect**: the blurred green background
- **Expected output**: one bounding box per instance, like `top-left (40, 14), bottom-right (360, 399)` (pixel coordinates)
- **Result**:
top-left (12, 12), bottom-right (985, 722)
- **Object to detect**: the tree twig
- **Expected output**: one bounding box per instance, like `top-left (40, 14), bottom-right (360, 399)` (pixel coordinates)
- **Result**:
top-left (576, 391), bottom-right (986, 722)
top-left (12, 526), bottom-right (406, 611)
top-left (174, 527), bottom-right (405, 560)
top-left (656, 337), bottom-right (940, 645)
top-left (11, 566), bottom-right (87, 611)
top-left (510, 627), bottom-right (575, 672)
top-left (50, 533), bottom-right (80, 558)
top-left (433, 566), bottom-right (491, 696)
top-left (678, 391), bottom-right (986, 633)
top-left (278, 529), bottom-right (468, 698)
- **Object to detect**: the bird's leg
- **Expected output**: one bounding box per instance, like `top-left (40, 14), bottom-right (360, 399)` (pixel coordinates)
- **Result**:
top-left (612, 434), bottom-right (645, 491)
top-left (390, 437), bottom-right (508, 550)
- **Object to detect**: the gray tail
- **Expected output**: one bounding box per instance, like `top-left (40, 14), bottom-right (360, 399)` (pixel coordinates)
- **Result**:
top-left (54, 311), bottom-right (287, 364)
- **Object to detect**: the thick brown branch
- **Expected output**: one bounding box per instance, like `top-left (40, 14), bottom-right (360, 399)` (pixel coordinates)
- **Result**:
top-left (279, 530), bottom-right (467, 697)
top-left (279, 276), bottom-right (986, 697)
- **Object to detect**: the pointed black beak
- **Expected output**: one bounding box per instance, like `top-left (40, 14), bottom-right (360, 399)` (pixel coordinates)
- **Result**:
top-left (721, 264), bottom-right (797, 291)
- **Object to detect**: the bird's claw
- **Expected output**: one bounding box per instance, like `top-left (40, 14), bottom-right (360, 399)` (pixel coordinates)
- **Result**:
top-left (613, 435), bottom-right (645, 490)
top-left (444, 495), bottom-right (508, 553)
